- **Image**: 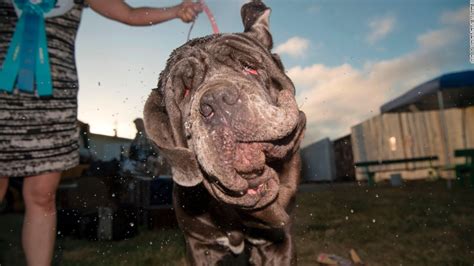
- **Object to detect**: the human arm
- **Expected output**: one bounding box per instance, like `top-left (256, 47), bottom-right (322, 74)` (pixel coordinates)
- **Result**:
top-left (85, 0), bottom-right (202, 26)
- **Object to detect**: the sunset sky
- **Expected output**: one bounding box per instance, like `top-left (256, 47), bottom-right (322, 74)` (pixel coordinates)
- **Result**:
top-left (75, 0), bottom-right (473, 146)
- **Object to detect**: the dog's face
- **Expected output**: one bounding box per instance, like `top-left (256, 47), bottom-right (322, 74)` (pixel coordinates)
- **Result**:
top-left (144, 0), bottom-right (305, 212)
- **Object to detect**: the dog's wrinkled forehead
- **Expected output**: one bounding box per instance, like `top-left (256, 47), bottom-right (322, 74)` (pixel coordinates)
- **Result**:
top-left (155, 0), bottom-right (281, 96)
top-left (156, 35), bottom-right (218, 91)
top-left (157, 33), bottom-right (282, 95)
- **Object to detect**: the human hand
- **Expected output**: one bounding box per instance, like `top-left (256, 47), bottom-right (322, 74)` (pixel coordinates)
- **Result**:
top-left (177, 1), bottom-right (202, 23)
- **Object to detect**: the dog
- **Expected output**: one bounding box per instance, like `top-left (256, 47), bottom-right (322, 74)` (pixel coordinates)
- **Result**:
top-left (144, 0), bottom-right (306, 264)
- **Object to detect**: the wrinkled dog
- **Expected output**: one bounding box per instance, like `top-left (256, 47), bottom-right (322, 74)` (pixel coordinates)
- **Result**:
top-left (144, 0), bottom-right (306, 264)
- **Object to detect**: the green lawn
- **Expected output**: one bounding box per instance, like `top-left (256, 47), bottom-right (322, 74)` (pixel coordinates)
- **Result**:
top-left (1, 180), bottom-right (473, 265)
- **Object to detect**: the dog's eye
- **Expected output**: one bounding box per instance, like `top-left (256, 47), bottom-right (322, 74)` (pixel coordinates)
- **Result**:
top-left (244, 66), bottom-right (258, 75)
top-left (200, 103), bottom-right (214, 118)
top-left (241, 61), bottom-right (258, 76)
top-left (183, 87), bottom-right (191, 98)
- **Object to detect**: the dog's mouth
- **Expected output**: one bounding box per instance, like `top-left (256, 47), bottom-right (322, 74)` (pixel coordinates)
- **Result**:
top-left (203, 164), bottom-right (279, 209)
top-left (202, 112), bottom-right (305, 209)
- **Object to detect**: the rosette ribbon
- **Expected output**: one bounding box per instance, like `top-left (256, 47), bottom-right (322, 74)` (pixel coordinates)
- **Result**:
top-left (0, 0), bottom-right (56, 96)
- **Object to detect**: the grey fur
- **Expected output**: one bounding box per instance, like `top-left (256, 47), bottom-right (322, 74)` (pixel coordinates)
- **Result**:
top-left (144, 1), bottom-right (306, 264)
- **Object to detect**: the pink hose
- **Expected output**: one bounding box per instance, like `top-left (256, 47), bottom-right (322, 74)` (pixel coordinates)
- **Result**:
top-left (199, 0), bottom-right (219, 34)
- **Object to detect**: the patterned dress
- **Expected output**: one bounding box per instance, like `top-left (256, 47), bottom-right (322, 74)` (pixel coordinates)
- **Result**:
top-left (0, 0), bottom-right (83, 177)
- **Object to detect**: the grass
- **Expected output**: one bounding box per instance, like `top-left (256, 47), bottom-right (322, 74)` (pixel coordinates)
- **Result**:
top-left (56, 228), bottom-right (186, 266)
top-left (1, 180), bottom-right (473, 265)
top-left (294, 181), bottom-right (474, 265)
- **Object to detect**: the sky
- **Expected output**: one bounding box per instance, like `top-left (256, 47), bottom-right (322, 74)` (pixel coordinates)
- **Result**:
top-left (75, 0), bottom-right (473, 146)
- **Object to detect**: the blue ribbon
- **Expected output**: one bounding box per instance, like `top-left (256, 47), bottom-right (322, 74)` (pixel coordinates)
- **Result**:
top-left (0, 0), bottom-right (56, 96)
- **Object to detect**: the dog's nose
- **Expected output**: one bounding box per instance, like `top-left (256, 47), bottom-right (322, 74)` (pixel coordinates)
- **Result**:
top-left (203, 87), bottom-right (239, 106)
top-left (200, 87), bottom-right (240, 118)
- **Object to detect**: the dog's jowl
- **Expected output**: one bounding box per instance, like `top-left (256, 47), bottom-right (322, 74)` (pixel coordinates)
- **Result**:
top-left (144, 0), bottom-right (306, 264)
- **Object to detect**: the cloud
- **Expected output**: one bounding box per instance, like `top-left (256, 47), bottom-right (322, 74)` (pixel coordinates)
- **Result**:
top-left (415, 7), bottom-right (467, 50)
top-left (290, 10), bottom-right (467, 146)
top-left (440, 6), bottom-right (468, 25)
top-left (417, 27), bottom-right (462, 50)
top-left (274, 36), bottom-right (310, 57)
top-left (366, 15), bottom-right (396, 44)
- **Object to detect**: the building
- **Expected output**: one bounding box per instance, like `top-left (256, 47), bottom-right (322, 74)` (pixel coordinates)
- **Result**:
top-left (78, 121), bottom-right (132, 162)
top-left (351, 70), bottom-right (474, 181)
top-left (333, 135), bottom-right (355, 181)
top-left (301, 70), bottom-right (474, 183)
top-left (88, 133), bottom-right (132, 161)
top-left (301, 135), bottom-right (356, 182)
top-left (301, 138), bottom-right (336, 182)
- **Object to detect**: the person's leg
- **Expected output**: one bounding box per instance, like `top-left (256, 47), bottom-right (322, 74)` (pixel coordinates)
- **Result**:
top-left (0, 177), bottom-right (8, 201)
top-left (22, 172), bottom-right (61, 266)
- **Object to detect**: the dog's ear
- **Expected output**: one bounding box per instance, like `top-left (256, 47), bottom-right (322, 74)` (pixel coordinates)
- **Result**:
top-left (144, 89), bottom-right (204, 187)
top-left (241, 0), bottom-right (273, 50)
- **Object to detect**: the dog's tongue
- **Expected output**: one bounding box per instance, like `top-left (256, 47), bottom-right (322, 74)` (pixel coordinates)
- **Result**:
top-left (247, 183), bottom-right (264, 195)
top-left (247, 188), bottom-right (258, 195)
